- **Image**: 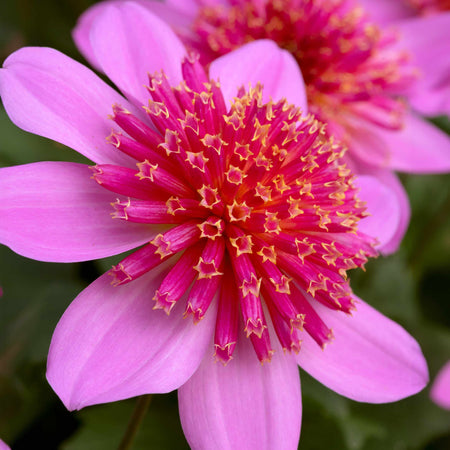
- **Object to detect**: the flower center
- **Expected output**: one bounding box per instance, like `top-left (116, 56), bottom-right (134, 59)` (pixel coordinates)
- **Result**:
top-left (92, 55), bottom-right (376, 363)
top-left (192, 0), bottom-right (416, 143)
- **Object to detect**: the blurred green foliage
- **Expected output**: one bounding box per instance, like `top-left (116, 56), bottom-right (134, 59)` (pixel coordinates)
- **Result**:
top-left (0, 0), bottom-right (449, 449)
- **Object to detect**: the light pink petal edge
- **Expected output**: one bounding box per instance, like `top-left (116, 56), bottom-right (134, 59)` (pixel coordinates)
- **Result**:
top-left (47, 265), bottom-right (216, 410)
top-left (358, 166), bottom-right (411, 255)
top-left (349, 112), bottom-right (450, 174)
top-left (209, 40), bottom-right (308, 112)
top-left (0, 47), bottom-right (137, 167)
top-left (430, 361), bottom-right (450, 410)
top-left (397, 12), bottom-right (450, 116)
top-left (85, 1), bottom-right (186, 106)
top-left (355, 175), bottom-right (401, 251)
top-left (166, 0), bottom-right (229, 18)
top-left (179, 333), bottom-right (301, 450)
top-left (0, 162), bottom-right (153, 263)
top-left (296, 297), bottom-right (429, 403)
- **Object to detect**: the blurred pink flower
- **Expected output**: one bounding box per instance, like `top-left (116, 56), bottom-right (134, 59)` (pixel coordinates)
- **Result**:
top-left (0, 440), bottom-right (10, 450)
top-left (95, 0), bottom-right (450, 253)
top-left (0, 3), bottom-right (428, 449)
top-left (431, 361), bottom-right (450, 410)
top-left (358, 0), bottom-right (450, 116)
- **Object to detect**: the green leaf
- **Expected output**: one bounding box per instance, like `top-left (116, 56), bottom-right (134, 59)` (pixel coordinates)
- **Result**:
top-left (63, 394), bottom-right (189, 450)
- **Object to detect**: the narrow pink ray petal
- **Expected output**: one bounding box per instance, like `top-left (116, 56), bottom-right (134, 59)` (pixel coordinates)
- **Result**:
top-left (178, 333), bottom-right (301, 450)
top-left (209, 40), bottom-right (308, 111)
top-left (0, 440), bottom-right (10, 450)
top-left (355, 175), bottom-right (400, 251)
top-left (430, 361), bottom-right (450, 410)
top-left (86, 1), bottom-right (186, 106)
top-left (0, 162), bottom-right (153, 262)
top-left (47, 264), bottom-right (217, 410)
top-left (396, 12), bottom-right (450, 116)
top-left (0, 47), bottom-right (138, 167)
top-left (296, 297), bottom-right (429, 403)
top-left (350, 111), bottom-right (450, 173)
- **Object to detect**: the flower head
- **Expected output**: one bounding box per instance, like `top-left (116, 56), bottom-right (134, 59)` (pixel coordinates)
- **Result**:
top-left (89, 54), bottom-right (376, 362)
top-left (0, 3), bottom-right (429, 448)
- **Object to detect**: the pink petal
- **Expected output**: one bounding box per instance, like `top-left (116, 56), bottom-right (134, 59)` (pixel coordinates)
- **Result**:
top-left (396, 13), bottom-right (450, 116)
top-left (165, 0), bottom-right (202, 18)
top-left (72, 0), bottom-right (117, 72)
top-left (0, 440), bottom-right (10, 450)
top-left (357, 166), bottom-right (411, 254)
top-left (47, 265), bottom-right (217, 410)
top-left (0, 162), bottom-right (153, 263)
top-left (178, 334), bottom-right (301, 450)
top-left (408, 81), bottom-right (450, 118)
top-left (355, 175), bottom-right (401, 251)
top-left (85, 1), bottom-right (186, 106)
top-left (165, 0), bottom-right (228, 18)
top-left (209, 40), bottom-right (308, 112)
top-left (349, 112), bottom-right (450, 174)
top-left (0, 47), bottom-right (137, 166)
top-left (74, 0), bottom-right (193, 78)
top-left (430, 361), bottom-right (450, 410)
top-left (295, 297), bottom-right (429, 403)
top-left (358, 0), bottom-right (414, 23)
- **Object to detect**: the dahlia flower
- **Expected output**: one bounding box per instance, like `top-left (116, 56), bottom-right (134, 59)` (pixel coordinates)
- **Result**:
top-left (431, 361), bottom-right (450, 410)
top-left (0, 3), bottom-right (427, 449)
top-left (92, 0), bottom-right (450, 253)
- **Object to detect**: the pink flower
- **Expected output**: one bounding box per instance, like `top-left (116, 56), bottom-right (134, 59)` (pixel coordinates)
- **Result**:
top-left (0, 3), bottom-right (428, 449)
top-left (96, 0), bottom-right (450, 253)
top-left (358, 0), bottom-right (450, 116)
top-left (431, 361), bottom-right (450, 410)
top-left (0, 440), bottom-right (10, 450)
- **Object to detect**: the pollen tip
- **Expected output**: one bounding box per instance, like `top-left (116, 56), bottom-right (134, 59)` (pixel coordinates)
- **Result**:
top-left (287, 340), bottom-right (302, 354)
top-left (109, 264), bottom-right (132, 286)
top-left (184, 303), bottom-right (204, 323)
top-left (106, 130), bottom-right (121, 147)
top-left (214, 343), bottom-right (235, 365)
top-left (259, 350), bottom-right (275, 365)
top-left (89, 165), bottom-right (102, 182)
top-left (153, 290), bottom-right (176, 315)
top-left (244, 319), bottom-right (266, 338)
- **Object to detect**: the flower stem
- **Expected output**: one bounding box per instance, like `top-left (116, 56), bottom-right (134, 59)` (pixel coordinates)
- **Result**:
top-left (117, 394), bottom-right (153, 450)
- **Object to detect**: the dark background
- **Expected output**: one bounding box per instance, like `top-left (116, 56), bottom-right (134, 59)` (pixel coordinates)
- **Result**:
top-left (0, 1), bottom-right (449, 448)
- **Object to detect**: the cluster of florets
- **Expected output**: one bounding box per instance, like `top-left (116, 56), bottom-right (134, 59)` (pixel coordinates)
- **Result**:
top-left (92, 56), bottom-right (376, 363)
